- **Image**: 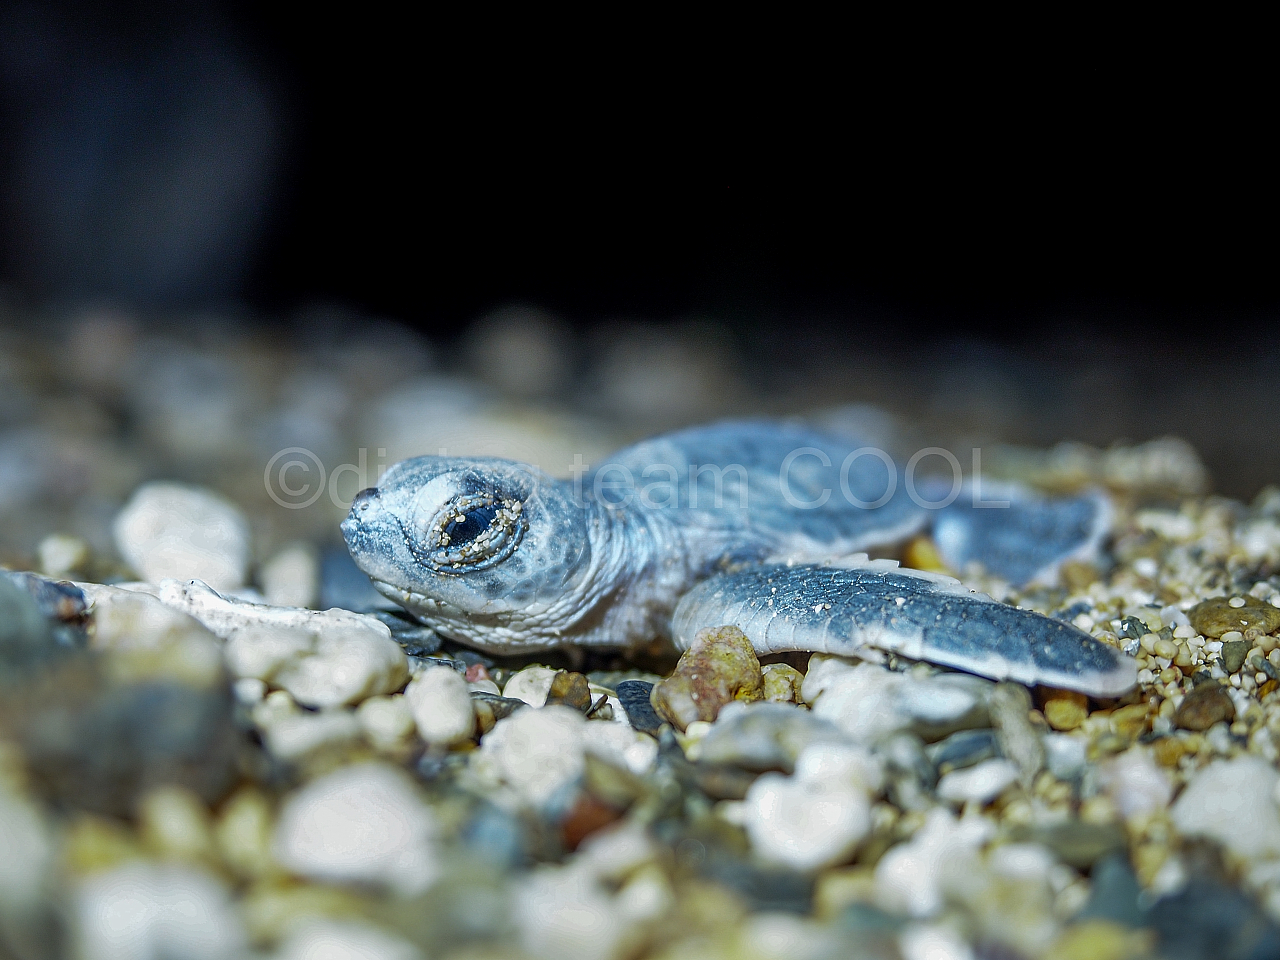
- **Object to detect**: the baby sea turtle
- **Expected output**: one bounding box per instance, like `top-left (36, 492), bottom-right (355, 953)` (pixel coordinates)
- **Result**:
top-left (342, 420), bottom-right (1135, 696)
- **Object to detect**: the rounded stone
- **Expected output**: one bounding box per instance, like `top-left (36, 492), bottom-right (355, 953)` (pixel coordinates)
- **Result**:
top-left (405, 666), bottom-right (475, 746)
top-left (113, 482), bottom-right (251, 591)
top-left (650, 625), bottom-right (763, 732)
top-left (1189, 596), bottom-right (1280, 639)
top-left (1174, 683), bottom-right (1236, 731)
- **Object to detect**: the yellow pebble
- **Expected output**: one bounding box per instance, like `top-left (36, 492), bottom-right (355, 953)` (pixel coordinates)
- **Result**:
top-left (1053, 921), bottom-right (1153, 960)
top-left (138, 785), bottom-right (216, 863)
top-left (1043, 694), bottom-right (1088, 731)
top-left (1154, 638), bottom-right (1178, 659)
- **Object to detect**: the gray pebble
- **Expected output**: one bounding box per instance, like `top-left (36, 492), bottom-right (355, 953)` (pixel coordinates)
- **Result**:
top-left (695, 702), bottom-right (846, 773)
top-left (615, 680), bottom-right (664, 735)
top-left (926, 729), bottom-right (998, 775)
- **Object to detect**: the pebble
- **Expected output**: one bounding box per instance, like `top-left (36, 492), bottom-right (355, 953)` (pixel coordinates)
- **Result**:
top-left (273, 763), bottom-right (439, 894)
top-left (651, 625), bottom-right (763, 732)
top-left (614, 679), bottom-right (663, 734)
top-left (475, 705), bottom-right (587, 808)
top-left (1170, 756), bottom-right (1280, 861)
top-left (276, 920), bottom-right (424, 960)
top-left (1149, 878), bottom-right (1280, 960)
top-left (988, 682), bottom-right (1044, 786)
top-left (0, 573), bottom-right (58, 681)
top-left (1189, 595), bottom-right (1280, 639)
top-left (37, 532), bottom-right (89, 578)
top-left (17, 675), bottom-right (239, 819)
top-left (503, 665), bottom-right (559, 707)
top-left (1043, 733), bottom-right (1088, 781)
top-left (113, 482), bottom-right (251, 591)
top-left (262, 709), bottom-right (363, 762)
top-left (545, 670), bottom-right (594, 712)
top-left (157, 579), bottom-right (407, 709)
top-left (874, 808), bottom-right (993, 917)
top-left (760, 662), bottom-right (805, 703)
top-left (927, 729), bottom-right (997, 776)
top-left (1175, 682), bottom-right (1236, 731)
top-left (137, 785), bottom-right (217, 863)
top-left (213, 787), bottom-right (275, 880)
top-left (936, 758), bottom-right (1020, 805)
top-left (803, 657), bottom-right (990, 744)
top-left (259, 542), bottom-right (319, 608)
top-left (1042, 688), bottom-right (1089, 731)
top-left (405, 666), bottom-right (476, 746)
top-left (0, 781), bottom-right (55, 918)
top-left (78, 583), bottom-right (224, 688)
top-left (356, 694), bottom-right (417, 752)
top-left (1077, 853), bottom-right (1144, 927)
top-left (470, 691), bottom-right (529, 735)
top-left (1098, 749), bottom-right (1172, 822)
top-left (72, 863), bottom-right (246, 960)
top-left (694, 701), bottom-right (846, 773)
top-left (736, 743), bottom-right (882, 871)
top-left (1222, 639), bottom-right (1250, 674)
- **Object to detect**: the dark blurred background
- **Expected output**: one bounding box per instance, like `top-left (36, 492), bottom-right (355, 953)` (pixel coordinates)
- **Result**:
top-left (1, 0), bottom-right (1276, 499)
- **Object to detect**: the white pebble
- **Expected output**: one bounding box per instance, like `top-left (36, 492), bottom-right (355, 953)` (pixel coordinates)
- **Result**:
top-left (73, 863), bottom-right (246, 960)
top-left (157, 579), bottom-right (407, 709)
top-left (37, 532), bottom-right (88, 577)
top-left (1099, 749), bottom-right (1172, 822)
top-left (113, 482), bottom-right (251, 591)
top-left (468, 679), bottom-right (502, 696)
top-left (405, 667), bottom-right (475, 746)
top-left (803, 657), bottom-right (989, 744)
top-left (874, 808), bottom-right (993, 917)
top-left (273, 763), bottom-right (438, 894)
top-left (502, 666), bottom-right (559, 706)
top-left (1222, 630), bottom-right (1245, 643)
top-left (276, 919), bottom-right (423, 960)
top-left (1230, 597), bottom-right (1247, 608)
top-left (1171, 756), bottom-right (1280, 861)
top-left (1044, 734), bottom-right (1087, 781)
top-left (357, 695), bottom-right (417, 751)
top-left (1133, 557), bottom-right (1158, 579)
top-left (233, 677), bottom-right (266, 705)
top-left (263, 710), bottom-right (362, 762)
top-left (581, 722), bottom-right (659, 776)
top-left (477, 705), bottom-right (586, 808)
top-left (259, 543), bottom-right (319, 608)
top-left (936, 759), bottom-right (1020, 806)
top-left (899, 922), bottom-right (976, 960)
top-left (738, 743), bottom-right (880, 871)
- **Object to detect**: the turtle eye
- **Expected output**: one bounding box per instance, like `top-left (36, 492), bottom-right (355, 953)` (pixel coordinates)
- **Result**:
top-left (442, 503), bottom-right (498, 546)
top-left (414, 493), bottom-right (525, 570)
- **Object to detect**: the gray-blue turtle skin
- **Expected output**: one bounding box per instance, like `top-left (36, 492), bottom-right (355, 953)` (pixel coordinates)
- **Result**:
top-left (341, 420), bottom-right (1131, 695)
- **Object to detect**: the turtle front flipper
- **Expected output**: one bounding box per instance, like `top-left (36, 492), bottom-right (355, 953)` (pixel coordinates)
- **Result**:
top-left (928, 485), bottom-right (1111, 587)
top-left (672, 561), bottom-right (1136, 697)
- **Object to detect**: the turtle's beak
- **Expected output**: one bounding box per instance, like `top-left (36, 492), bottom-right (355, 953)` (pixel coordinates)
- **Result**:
top-left (341, 487), bottom-right (383, 548)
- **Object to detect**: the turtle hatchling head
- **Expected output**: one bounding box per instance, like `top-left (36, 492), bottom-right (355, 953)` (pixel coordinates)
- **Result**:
top-left (341, 455), bottom-right (592, 650)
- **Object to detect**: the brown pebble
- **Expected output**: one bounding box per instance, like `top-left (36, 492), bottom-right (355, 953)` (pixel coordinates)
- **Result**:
top-left (902, 536), bottom-right (950, 573)
top-left (560, 791), bottom-right (623, 850)
top-left (1188, 596), bottom-right (1280, 639)
top-left (1174, 683), bottom-right (1236, 731)
top-left (1042, 689), bottom-right (1089, 731)
top-left (545, 671), bottom-right (593, 712)
top-left (650, 625), bottom-right (763, 732)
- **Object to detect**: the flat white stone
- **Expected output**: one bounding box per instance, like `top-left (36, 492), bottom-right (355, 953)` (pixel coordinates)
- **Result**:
top-left (113, 482), bottom-right (251, 591)
top-left (936, 759), bottom-right (1020, 806)
top-left (77, 582), bottom-right (224, 688)
top-left (273, 763), bottom-right (438, 894)
top-left (1171, 756), bottom-right (1280, 861)
top-left (405, 666), bottom-right (475, 746)
top-left (502, 666), bottom-right (559, 706)
top-left (156, 579), bottom-right (407, 709)
top-left (1099, 749), bottom-right (1173, 823)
